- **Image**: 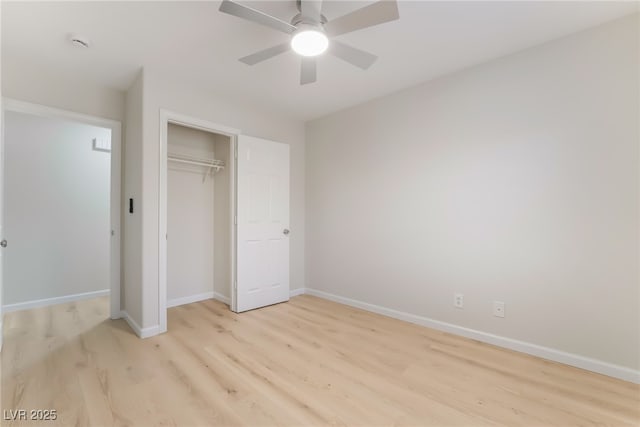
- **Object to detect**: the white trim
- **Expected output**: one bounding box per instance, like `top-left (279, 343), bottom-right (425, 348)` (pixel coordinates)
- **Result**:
top-left (214, 292), bottom-right (231, 306)
top-left (120, 311), bottom-right (162, 339)
top-left (1, 96), bottom-right (4, 353)
top-left (109, 119), bottom-right (122, 321)
top-left (159, 109), bottom-right (239, 334)
top-left (301, 288), bottom-right (640, 384)
top-left (2, 98), bottom-right (122, 320)
top-left (159, 110), bottom-right (169, 334)
top-left (167, 292), bottom-right (214, 308)
top-left (161, 111), bottom-right (240, 137)
top-left (230, 135), bottom-right (238, 313)
top-left (2, 289), bottom-right (110, 313)
top-left (289, 288), bottom-right (306, 297)
top-left (2, 99), bottom-right (121, 129)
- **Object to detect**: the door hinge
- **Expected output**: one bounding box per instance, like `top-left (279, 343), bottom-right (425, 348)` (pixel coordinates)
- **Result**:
top-left (234, 281), bottom-right (237, 290)
top-left (234, 146), bottom-right (238, 159)
top-left (234, 215), bottom-right (237, 225)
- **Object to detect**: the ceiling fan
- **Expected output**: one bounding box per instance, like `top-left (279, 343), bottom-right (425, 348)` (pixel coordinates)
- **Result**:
top-left (219, 0), bottom-right (400, 85)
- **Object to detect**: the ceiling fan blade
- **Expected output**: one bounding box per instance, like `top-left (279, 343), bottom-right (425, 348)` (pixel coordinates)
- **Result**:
top-left (219, 0), bottom-right (296, 34)
top-left (300, 0), bottom-right (322, 23)
top-left (300, 57), bottom-right (317, 85)
top-left (239, 43), bottom-right (290, 65)
top-left (324, 0), bottom-right (399, 37)
top-left (330, 41), bottom-right (378, 70)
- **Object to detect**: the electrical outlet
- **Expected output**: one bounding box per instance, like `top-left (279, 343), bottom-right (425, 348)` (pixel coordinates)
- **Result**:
top-left (454, 293), bottom-right (464, 309)
top-left (493, 301), bottom-right (505, 318)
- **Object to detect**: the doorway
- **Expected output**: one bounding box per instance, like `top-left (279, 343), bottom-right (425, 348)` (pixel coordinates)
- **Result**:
top-left (159, 110), bottom-right (292, 334)
top-left (166, 123), bottom-right (232, 309)
top-left (1, 99), bottom-right (121, 320)
top-left (159, 111), bottom-right (237, 333)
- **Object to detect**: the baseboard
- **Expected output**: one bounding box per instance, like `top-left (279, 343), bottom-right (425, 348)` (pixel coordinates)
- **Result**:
top-left (2, 289), bottom-right (110, 313)
top-left (299, 288), bottom-right (639, 384)
top-left (120, 311), bottom-right (163, 339)
top-left (167, 292), bottom-right (214, 308)
top-left (213, 292), bottom-right (231, 305)
top-left (289, 288), bottom-right (306, 297)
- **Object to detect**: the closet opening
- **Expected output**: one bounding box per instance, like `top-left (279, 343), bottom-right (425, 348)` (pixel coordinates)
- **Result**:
top-left (159, 113), bottom-right (237, 333)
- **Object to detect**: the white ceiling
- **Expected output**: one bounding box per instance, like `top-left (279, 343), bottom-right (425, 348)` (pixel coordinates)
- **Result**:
top-left (2, 1), bottom-right (637, 121)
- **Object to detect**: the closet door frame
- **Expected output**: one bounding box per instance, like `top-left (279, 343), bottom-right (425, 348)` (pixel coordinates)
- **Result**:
top-left (159, 110), bottom-right (238, 333)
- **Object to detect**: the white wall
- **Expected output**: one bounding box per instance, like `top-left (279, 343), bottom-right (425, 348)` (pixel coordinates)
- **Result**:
top-left (4, 111), bottom-right (111, 304)
top-left (306, 14), bottom-right (639, 372)
top-left (2, 54), bottom-right (125, 122)
top-left (167, 124), bottom-right (217, 304)
top-left (138, 70), bottom-right (306, 329)
top-left (123, 71), bottom-right (144, 325)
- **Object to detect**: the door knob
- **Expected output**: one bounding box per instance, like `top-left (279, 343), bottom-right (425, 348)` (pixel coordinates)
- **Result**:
top-left (283, 229), bottom-right (290, 236)
top-left (0, 240), bottom-right (7, 248)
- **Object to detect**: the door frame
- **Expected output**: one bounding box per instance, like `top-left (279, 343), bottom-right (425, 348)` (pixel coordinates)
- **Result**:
top-left (158, 110), bottom-right (238, 333)
top-left (1, 98), bottom-right (122, 319)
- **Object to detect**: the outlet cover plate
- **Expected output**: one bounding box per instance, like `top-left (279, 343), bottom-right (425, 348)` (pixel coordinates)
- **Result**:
top-left (493, 301), bottom-right (505, 318)
top-left (454, 293), bottom-right (464, 309)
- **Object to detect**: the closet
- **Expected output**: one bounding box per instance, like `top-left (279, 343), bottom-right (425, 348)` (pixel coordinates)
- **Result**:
top-left (166, 124), bottom-right (231, 307)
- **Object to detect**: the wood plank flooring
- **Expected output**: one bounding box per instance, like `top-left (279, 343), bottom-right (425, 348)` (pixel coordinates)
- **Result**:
top-left (1, 295), bottom-right (638, 426)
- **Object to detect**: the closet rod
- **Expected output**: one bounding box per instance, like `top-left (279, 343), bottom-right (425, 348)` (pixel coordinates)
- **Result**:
top-left (168, 157), bottom-right (224, 169)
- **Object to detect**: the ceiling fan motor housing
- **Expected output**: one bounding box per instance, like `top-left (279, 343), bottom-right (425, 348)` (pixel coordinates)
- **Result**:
top-left (291, 12), bottom-right (328, 27)
top-left (292, 22), bottom-right (325, 35)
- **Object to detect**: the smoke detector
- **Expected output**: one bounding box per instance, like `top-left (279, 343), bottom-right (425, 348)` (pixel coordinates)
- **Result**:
top-left (69, 34), bottom-right (91, 48)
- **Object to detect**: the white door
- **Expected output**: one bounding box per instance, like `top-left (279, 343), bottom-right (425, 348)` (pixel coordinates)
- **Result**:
top-left (235, 135), bottom-right (290, 312)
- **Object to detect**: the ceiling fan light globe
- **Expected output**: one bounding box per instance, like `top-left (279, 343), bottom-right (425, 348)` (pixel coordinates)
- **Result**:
top-left (291, 30), bottom-right (329, 57)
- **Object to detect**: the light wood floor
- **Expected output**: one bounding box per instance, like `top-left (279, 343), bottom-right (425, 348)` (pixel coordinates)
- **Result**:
top-left (1, 295), bottom-right (638, 426)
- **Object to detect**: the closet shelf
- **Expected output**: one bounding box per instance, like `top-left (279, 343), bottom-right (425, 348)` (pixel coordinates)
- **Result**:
top-left (168, 153), bottom-right (225, 182)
